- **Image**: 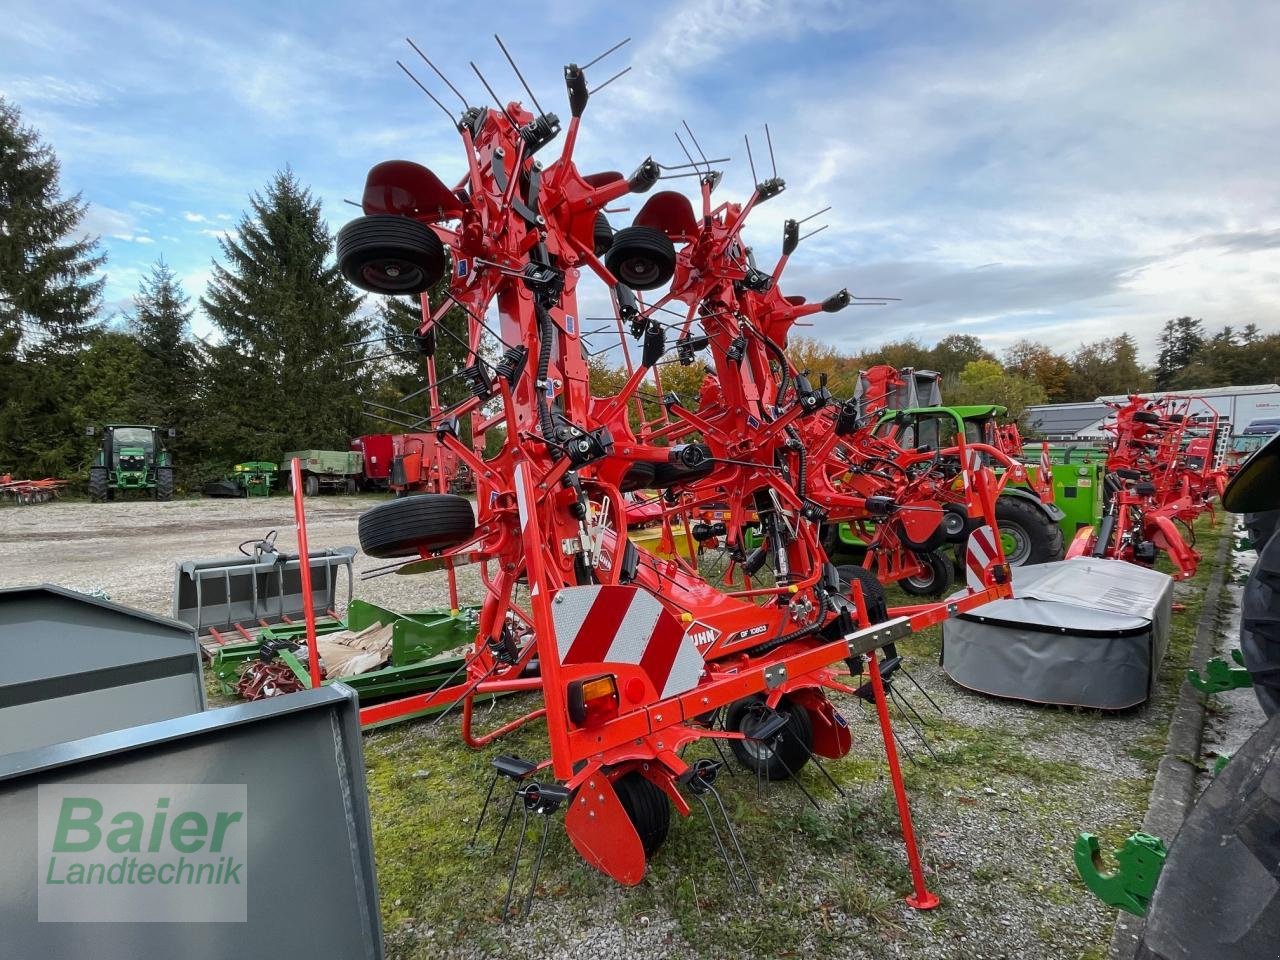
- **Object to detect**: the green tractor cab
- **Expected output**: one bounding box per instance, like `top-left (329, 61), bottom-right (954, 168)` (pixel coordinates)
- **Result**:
top-left (86, 424), bottom-right (175, 502)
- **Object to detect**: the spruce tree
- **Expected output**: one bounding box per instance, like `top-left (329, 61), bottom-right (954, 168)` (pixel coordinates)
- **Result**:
top-left (201, 170), bottom-right (367, 467)
top-left (128, 259), bottom-right (199, 474)
top-left (0, 96), bottom-right (105, 476)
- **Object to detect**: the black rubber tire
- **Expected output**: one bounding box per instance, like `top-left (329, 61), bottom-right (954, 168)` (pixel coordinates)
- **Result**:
top-left (1134, 410), bottom-right (1161, 425)
top-left (336, 215), bottom-right (446, 295)
top-left (604, 226), bottom-right (677, 291)
top-left (155, 467), bottom-right (174, 502)
top-left (345, 476), bottom-right (358, 496)
top-left (613, 771), bottom-right (671, 859)
top-left (88, 467), bottom-right (109, 503)
top-left (941, 502), bottom-right (970, 542)
top-left (618, 461), bottom-right (656, 492)
top-left (994, 496), bottom-right (1063, 567)
top-left (303, 473), bottom-right (320, 497)
top-left (899, 551), bottom-right (954, 598)
top-left (836, 564), bottom-right (889, 624)
top-left (726, 695), bottom-right (813, 780)
top-left (357, 493), bottom-right (476, 558)
top-left (592, 211), bottom-right (614, 256)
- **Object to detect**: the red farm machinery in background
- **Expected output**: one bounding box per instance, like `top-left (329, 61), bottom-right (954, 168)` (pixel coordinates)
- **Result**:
top-left (1067, 394), bottom-right (1228, 579)
top-left (332, 36), bottom-right (1014, 911)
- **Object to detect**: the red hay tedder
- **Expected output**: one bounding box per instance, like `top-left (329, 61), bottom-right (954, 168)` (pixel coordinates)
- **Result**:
top-left (0, 475), bottom-right (67, 505)
top-left (336, 36), bottom-right (1014, 913)
top-left (1066, 394), bottom-right (1228, 579)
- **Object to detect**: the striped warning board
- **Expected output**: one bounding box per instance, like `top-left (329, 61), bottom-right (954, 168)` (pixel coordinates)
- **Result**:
top-left (965, 523), bottom-right (999, 590)
top-left (551, 585), bottom-right (705, 699)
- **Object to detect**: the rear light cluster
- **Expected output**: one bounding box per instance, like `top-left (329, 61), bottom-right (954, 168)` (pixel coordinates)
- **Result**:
top-left (567, 674), bottom-right (619, 727)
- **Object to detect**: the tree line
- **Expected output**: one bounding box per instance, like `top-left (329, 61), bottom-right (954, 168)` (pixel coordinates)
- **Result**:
top-left (2, 95), bottom-right (1277, 488)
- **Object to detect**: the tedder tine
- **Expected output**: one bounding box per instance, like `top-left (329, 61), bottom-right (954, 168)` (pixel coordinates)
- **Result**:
top-left (685, 759), bottom-right (756, 895)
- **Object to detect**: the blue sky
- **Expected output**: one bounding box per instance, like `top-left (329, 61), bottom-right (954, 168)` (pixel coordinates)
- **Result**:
top-left (3, 0), bottom-right (1278, 361)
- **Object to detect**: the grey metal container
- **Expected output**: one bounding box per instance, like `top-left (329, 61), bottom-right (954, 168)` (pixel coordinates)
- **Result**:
top-left (0, 585), bottom-right (206, 756)
top-left (172, 546), bottom-right (355, 637)
top-left (0, 684), bottom-right (383, 959)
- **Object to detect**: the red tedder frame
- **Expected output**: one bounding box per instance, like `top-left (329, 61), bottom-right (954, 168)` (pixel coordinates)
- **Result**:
top-left (339, 39), bottom-right (1014, 899)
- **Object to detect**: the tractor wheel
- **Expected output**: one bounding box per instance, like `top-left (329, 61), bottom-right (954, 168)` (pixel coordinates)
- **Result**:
top-left (899, 551), bottom-right (954, 598)
top-left (303, 474), bottom-right (320, 497)
top-left (592, 211), bottom-right (614, 256)
top-left (156, 467), bottom-right (174, 502)
top-left (613, 771), bottom-right (670, 859)
top-left (88, 467), bottom-right (108, 503)
top-left (1134, 410), bottom-right (1161, 425)
top-left (357, 493), bottom-right (476, 558)
top-left (604, 226), bottom-right (677, 291)
top-left (336, 215), bottom-right (446, 296)
top-left (836, 564), bottom-right (889, 624)
top-left (727, 695), bottom-right (813, 780)
top-left (993, 496), bottom-right (1063, 567)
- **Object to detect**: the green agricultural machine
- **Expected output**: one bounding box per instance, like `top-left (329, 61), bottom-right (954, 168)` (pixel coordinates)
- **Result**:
top-left (86, 424), bottom-right (175, 502)
top-left (203, 461), bottom-right (278, 498)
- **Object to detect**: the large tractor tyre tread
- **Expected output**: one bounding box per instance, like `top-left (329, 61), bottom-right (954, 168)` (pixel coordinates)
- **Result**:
top-left (337, 215), bottom-right (447, 296)
top-left (836, 564), bottom-right (889, 624)
top-left (994, 496), bottom-right (1063, 567)
top-left (613, 771), bottom-right (671, 859)
top-left (604, 226), bottom-right (677, 291)
top-left (155, 467), bottom-right (174, 502)
top-left (357, 493), bottom-right (476, 558)
top-left (88, 467), bottom-right (109, 503)
top-left (727, 695), bottom-right (814, 781)
top-left (899, 551), bottom-right (954, 598)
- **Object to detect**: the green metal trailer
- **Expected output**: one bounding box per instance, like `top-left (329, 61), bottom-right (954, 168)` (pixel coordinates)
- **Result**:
top-left (282, 449), bottom-right (364, 496)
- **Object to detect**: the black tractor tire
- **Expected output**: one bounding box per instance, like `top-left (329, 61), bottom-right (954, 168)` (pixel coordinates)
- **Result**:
top-left (727, 695), bottom-right (813, 780)
top-left (155, 467), bottom-right (174, 502)
top-left (899, 551), bottom-right (954, 598)
top-left (336, 215), bottom-right (446, 296)
top-left (613, 771), bottom-right (671, 859)
top-left (303, 473), bottom-right (320, 497)
top-left (836, 564), bottom-right (889, 624)
top-left (592, 211), bottom-right (614, 256)
top-left (1134, 410), bottom-right (1161, 425)
top-left (88, 467), bottom-right (109, 503)
top-left (604, 226), bottom-right (677, 291)
top-left (994, 496), bottom-right (1063, 567)
top-left (357, 493), bottom-right (476, 558)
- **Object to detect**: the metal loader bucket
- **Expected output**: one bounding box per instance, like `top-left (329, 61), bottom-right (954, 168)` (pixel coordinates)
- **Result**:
top-left (172, 547), bottom-right (356, 637)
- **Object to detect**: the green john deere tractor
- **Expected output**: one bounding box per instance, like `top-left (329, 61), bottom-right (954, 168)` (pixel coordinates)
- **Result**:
top-left (86, 424), bottom-right (176, 502)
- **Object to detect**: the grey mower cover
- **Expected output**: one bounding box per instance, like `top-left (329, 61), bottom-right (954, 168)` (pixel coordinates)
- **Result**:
top-left (942, 557), bottom-right (1173, 709)
top-left (1136, 711), bottom-right (1280, 960)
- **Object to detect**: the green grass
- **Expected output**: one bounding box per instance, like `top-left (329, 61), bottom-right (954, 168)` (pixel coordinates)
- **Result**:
top-left (360, 516), bottom-right (1230, 959)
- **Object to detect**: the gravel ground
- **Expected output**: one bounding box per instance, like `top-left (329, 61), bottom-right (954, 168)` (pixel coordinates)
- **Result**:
top-left (0, 497), bottom-right (1242, 959)
top-left (0, 494), bottom-right (469, 615)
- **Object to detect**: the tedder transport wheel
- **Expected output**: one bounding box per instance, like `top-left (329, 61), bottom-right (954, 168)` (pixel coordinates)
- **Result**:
top-left (592, 211), bottom-right (614, 256)
top-left (1133, 410), bottom-right (1161, 425)
top-left (357, 493), bottom-right (476, 558)
top-left (88, 467), bottom-right (108, 503)
top-left (613, 771), bottom-right (671, 858)
top-left (336, 214), bottom-right (447, 295)
top-left (993, 496), bottom-right (1063, 567)
top-left (899, 551), bottom-right (954, 598)
top-left (603, 226), bottom-right (677, 291)
top-left (727, 695), bottom-right (814, 780)
top-left (155, 467), bottom-right (174, 502)
top-left (836, 564), bottom-right (889, 624)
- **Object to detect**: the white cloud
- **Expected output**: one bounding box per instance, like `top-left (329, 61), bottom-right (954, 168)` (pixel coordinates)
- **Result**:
top-left (183, 211), bottom-right (208, 222)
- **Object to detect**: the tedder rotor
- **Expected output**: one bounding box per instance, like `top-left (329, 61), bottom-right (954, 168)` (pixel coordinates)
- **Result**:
top-left (337, 36), bottom-right (1014, 911)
